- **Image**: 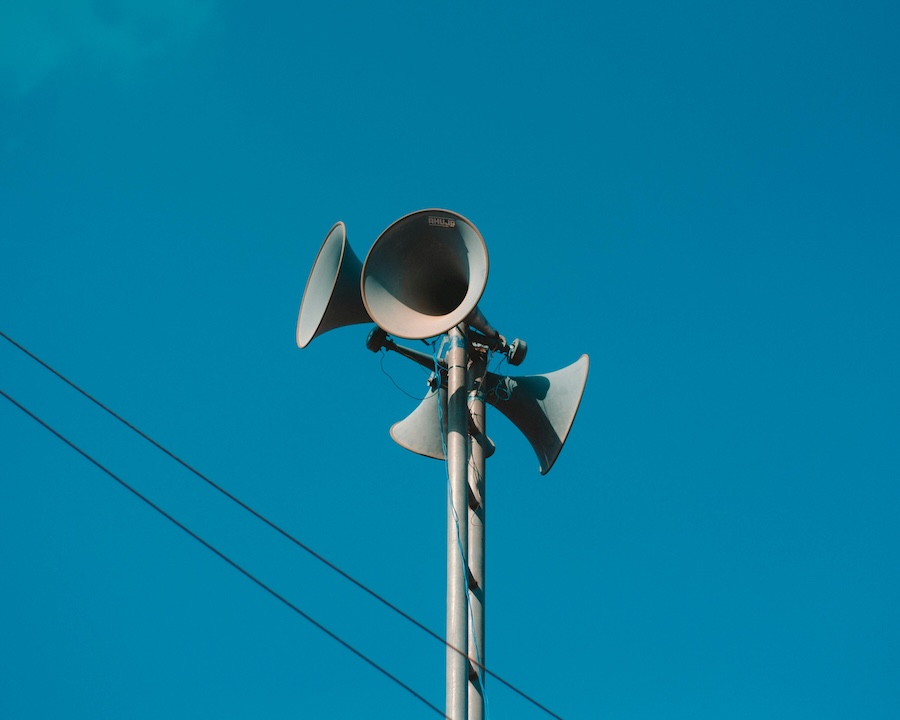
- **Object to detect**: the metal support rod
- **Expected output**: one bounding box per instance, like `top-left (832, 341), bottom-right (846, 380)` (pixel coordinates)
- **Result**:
top-left (467, 348), bottom-right (488, 720)
top-left (446, 324), bottom-right (469, 720)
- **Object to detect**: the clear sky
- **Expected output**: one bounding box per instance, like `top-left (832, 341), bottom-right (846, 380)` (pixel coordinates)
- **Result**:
top-left (2, 2), bottom-right (898, 718)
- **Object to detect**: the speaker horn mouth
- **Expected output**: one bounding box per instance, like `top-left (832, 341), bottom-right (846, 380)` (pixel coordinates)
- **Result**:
top-left (361, 209), bottom-right (489, 339)
top-left (296, 221), bottom-right (368, 348)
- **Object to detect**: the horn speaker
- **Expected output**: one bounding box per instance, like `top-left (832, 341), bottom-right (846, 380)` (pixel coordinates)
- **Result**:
top-left (485, 354), bottom-right (589, 475)
top-left (296, 221), bottom-right (372, 348)
top-left (389, 355), bottom-right (589, 474)
top-left (391, 384), bottom-right (496, 461)
top-left (390, 385), bottom-right (447, 461)
top-left (361, 209), bottom-right (497, 340)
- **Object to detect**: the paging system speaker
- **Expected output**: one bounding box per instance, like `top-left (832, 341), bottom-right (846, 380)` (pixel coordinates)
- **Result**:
top-left (361, 209), bottom-right (497, 340)
top-left (487, 354), bottom-right (589, 475)
top-left (390, 384), bottom-right (497, 462)
top-left (295, 222), bottom-right (371, 348)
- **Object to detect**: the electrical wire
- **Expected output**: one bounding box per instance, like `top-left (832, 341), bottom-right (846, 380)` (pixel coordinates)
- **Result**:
top-left (378, 349), bottom-right (427, 400)
top-left (0, 386), bottom-right (448, 719)
top-left (0, 329), bottom-right (565, 720)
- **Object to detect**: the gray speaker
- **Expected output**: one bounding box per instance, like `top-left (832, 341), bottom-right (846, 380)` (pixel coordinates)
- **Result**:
top-left (296, 221), bottom-right (372, 348)
top-left (485, 355), bottom-right (589, 474)
top-left (390, 383), bottom-right (497, 461)
top-left (361, 209), bottom-right (499, 340)
top-left (390, 385), bottom-right (448, 461)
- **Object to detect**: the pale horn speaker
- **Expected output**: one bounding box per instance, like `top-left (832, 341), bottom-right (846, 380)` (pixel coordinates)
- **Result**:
top-left (361, 209), bottom-right (497, 340)
top-left (390, 384), bottom-right (496, 461)
top-left (485, 354), bottom-right (590, 475)
top-left (390, 385), bottom-right (448, 461)
top-left (296, 221), bottom-right (372, 348)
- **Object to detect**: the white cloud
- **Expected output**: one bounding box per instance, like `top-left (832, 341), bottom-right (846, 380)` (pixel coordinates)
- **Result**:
top-left (0, 0), bottom-right (216, 93)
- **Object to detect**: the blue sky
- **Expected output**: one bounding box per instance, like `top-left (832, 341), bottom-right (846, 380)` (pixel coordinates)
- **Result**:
top-left (2, 1), bottom-right (898, 718)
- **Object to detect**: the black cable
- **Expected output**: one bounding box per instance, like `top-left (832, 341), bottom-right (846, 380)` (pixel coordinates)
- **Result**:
top-left (0, 329), bottom-right (565, 720)
top-left (0, 387), bottom-right (447, 719)
top-left (379, 350), bottom-right (426, 400)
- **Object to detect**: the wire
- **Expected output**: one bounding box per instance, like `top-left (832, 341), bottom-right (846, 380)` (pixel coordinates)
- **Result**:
top-left (0, 331), bottom-right (446, 654)
top-left (0, 329), bottom-right (565, 720)
top-left (483, 350), bottom-right (512, 402)
top-left (0, 387), bottom-right (447, 719)
top-left (379, 349), bottom-right (426, 400)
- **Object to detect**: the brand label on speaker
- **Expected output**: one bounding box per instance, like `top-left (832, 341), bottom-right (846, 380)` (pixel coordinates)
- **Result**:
top-left (428, 216), bottom-right (456, 228)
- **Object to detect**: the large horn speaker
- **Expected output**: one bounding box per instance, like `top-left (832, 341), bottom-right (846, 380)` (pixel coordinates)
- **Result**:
top-left (391, 385), bottom-right (496, 460)
top-left (485, 355), bottom-right (589, 474)
top-left (296, 221), bottom-right (372, 348)
top-left (390, 386), bottom-right (447, 460)
top-left (389, 355), bottom-right (589, 474)
top-left (361, 209), bottom-right (496, 340)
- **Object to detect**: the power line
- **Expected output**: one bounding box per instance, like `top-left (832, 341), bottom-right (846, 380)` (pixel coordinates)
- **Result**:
top-left (0, 329), bottom-right (565, 720)
top-left (0, 387), bottom-right (448, 719)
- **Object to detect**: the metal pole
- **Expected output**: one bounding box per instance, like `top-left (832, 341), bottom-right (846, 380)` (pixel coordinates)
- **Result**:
top-left (467, 348), bottom-right (488, 720)
top-left (446, 324), bottom-right (469, 720)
